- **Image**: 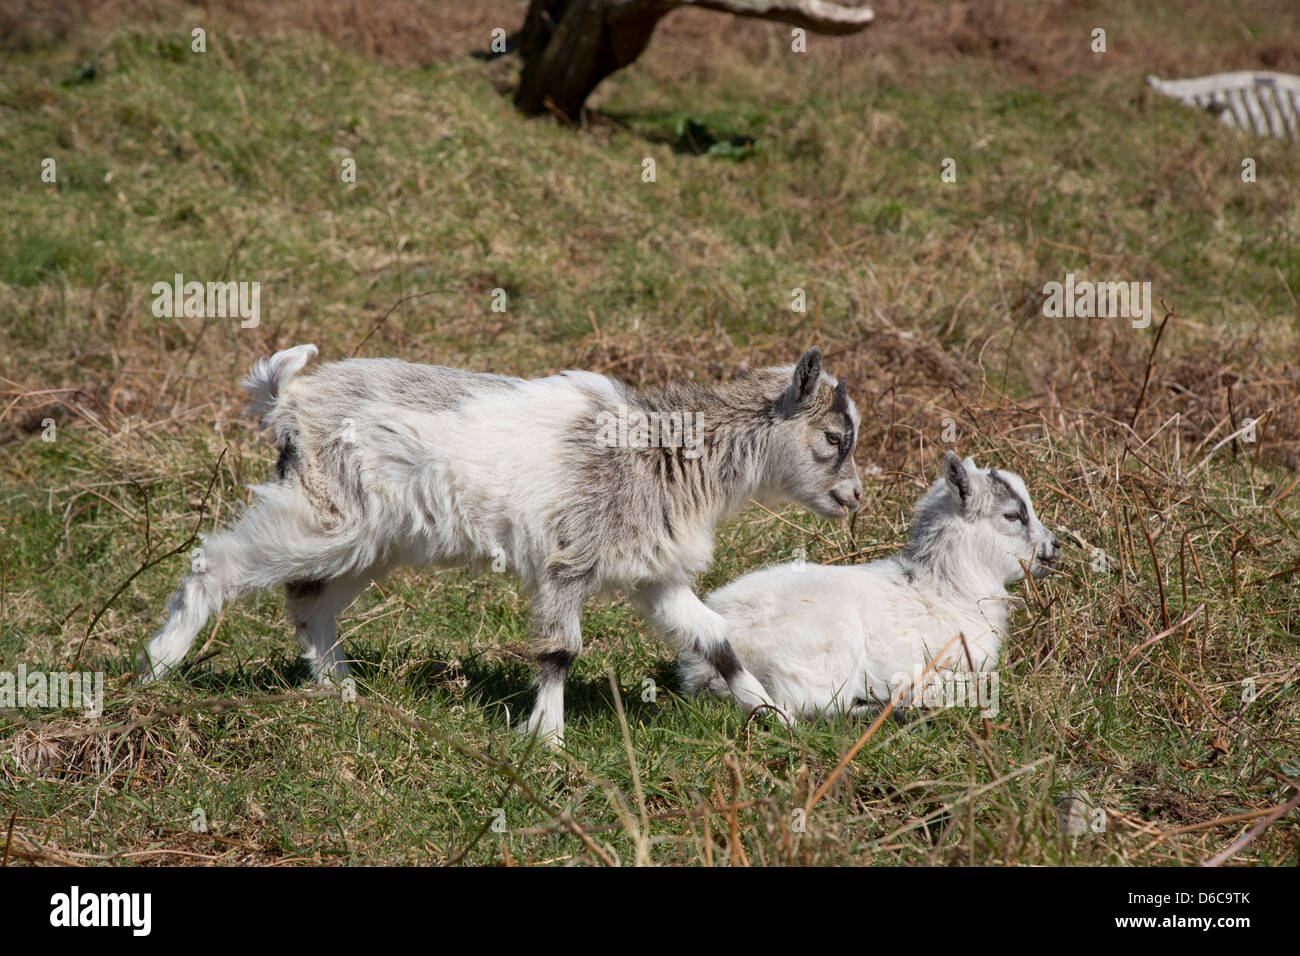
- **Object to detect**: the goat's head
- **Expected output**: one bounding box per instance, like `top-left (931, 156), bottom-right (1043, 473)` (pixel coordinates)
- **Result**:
top-left (762, 347), bottom-right (862, 520)
top-left (912, 451), bottom-right (1060, 584)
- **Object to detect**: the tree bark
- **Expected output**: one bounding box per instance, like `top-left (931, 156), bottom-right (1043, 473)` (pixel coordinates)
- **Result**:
top-left (513, 0), bottom-right (873, 120)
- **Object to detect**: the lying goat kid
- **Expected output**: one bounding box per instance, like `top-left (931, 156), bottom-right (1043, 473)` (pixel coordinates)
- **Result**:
top-left (141, 345), bottom-right (862, 745)
top-left (680, 451), bottom-right (1059, 717)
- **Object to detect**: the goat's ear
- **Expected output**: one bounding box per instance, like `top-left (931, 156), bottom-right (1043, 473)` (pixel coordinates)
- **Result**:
top-left (943, 450), bottom-right (971, 506)
top-left (786, 347), bottom-right (823, 409)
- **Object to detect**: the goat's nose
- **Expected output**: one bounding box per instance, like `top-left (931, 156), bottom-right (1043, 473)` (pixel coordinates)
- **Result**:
top-left (853, 486), bottom-right (862, 503)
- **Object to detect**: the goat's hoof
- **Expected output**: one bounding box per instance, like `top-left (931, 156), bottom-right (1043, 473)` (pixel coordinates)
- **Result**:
top-left (314, 669), bottom-right (351, 690)
top-left (519, 716), bottom-right (565, 750)
top-left (134, 652), bottom-right (161, 685)
top-left (522, 730), bottom-right (565, 750)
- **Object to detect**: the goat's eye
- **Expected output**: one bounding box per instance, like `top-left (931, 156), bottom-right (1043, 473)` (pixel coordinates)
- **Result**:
top-left (824, 431), bottom-right (841, 446)
top-left (1003, 513), bottom-right (1021, 523)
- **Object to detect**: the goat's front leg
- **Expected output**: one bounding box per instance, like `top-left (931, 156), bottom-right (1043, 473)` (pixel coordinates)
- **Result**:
top-left (635, 581), bottom-right (777, 717)
top-left (522, 580), bottom-right (585, 748)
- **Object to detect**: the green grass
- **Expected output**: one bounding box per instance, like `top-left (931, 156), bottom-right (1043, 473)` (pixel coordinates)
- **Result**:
top-left (0, 1), bottom-right (1297, 865)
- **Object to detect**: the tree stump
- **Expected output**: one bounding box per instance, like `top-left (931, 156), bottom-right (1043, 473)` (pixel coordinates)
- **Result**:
top-left (513, 0), bottom-right (874, 120)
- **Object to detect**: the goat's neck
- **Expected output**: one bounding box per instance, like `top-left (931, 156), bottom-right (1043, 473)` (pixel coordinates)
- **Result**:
top-left (707, 425), bottom-right (773, 524)
top-left (685, 393), bottom-right (775, 524)
top-left (898, 536), bottom-right (1013, 626)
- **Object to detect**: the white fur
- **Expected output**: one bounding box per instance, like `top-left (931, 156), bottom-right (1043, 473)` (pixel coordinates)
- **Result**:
top-left (681, 455), bottom-right (1059, 718)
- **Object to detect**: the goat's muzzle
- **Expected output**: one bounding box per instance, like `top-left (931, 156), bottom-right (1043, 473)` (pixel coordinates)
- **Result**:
top-left (1031, 536), bottom-right (1062, 577)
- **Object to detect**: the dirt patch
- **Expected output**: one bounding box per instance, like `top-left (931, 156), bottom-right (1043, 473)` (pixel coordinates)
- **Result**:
top-left (1134, 782), bottom-right (1217, 826)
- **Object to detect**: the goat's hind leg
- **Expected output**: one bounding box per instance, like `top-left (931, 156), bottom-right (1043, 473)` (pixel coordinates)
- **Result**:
top-left (141, 484), bottom-right (358, 683)
top-left (285, 575), bottom-right (371, 684)
top-left (139, 528), bottom-right (254, 681)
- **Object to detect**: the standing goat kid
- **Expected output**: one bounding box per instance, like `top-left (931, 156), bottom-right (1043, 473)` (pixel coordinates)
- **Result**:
top-left (680, 451), bottom-right (1059, 718)
top-left (141, 345), bottom-right (862, 745)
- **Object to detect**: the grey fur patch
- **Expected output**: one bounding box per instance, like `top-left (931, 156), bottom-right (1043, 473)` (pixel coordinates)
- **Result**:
top-left (298, 359), bottom-right (520, 416)
top-left (270, 360), bottom-right (524, 522)
top-left (559, 371), bottom-right (804, 576)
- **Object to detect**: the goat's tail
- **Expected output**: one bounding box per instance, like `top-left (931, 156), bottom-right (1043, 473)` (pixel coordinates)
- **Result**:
top-left (242, 344), bottom-right (318, 423)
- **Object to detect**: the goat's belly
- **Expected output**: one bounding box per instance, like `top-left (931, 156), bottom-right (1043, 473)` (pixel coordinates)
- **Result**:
top-left (723, 610), bottom-right (870, 718)
top-left (760, 645), bottom-right (871, 718)
top-left (858, 617), bottom-right (1001, 705)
